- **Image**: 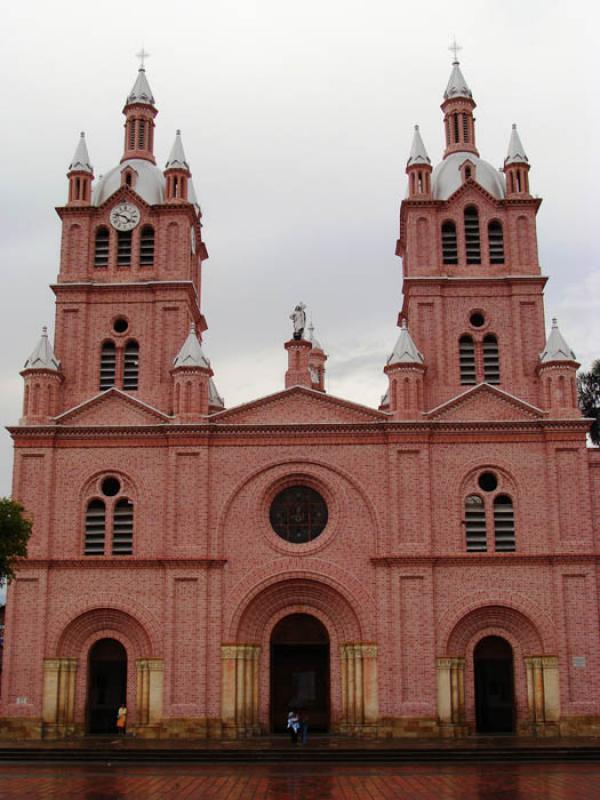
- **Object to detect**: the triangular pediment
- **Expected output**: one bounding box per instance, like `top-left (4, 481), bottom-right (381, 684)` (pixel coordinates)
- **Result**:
top-left (56, 389), bottom-right (170, 426)
top-left (212, 386), bottom-right (386, 425)
top-left (427, 384), bottom-right (544, 422)
top-left (444, 180), bottom-right (501, 208)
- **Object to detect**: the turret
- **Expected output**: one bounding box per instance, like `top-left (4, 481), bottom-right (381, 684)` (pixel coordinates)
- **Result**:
top-left (538, 319), bottom-right (580, 417)
top-left (503, 124), bottom-right (531, 197)
top-left (382, 320), bottom-right (425, 419)
top-left (20, 327), bottom-right (63, 424)
top-left (66, 132), bottom-right (93, 206)
top-left (307, 322), bottom-right (327, 392)
top-left (406, 125), bottom-right (432, 199)
top-left (171, 324), bottom-right (215, 420)
top-left (164, 130), bottom-right (191, 202)
top-left (441, 59), bottom-right (478, 159)
top-left (121, 67), bottom-right (157, 164)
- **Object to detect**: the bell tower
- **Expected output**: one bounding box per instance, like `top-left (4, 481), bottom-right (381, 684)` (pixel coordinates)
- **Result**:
top-left (392, 55), bottom-right (551, 410)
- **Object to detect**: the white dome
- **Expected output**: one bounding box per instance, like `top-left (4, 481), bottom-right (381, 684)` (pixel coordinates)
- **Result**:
top-left (432, 152), bottom-right (505, 201)
top-left (93, 158), bottom-right (165, 206)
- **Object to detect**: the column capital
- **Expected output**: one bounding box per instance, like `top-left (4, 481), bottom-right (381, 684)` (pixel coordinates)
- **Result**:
top-left (221, 644), bottom-right (261, 660)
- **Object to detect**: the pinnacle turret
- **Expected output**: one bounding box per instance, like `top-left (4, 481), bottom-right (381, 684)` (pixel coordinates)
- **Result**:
top-left (165, 130), bottom-right (190, 172)
top-left (540, 319), bottom-right (577, 364)
top-left (504, 124), bottom-right (528, 166)
top-left (406, 125), bottom-right (431, 167)
top-left (387, 320), bottom-right (424, 366)
top-left (68, 132), bottom-right (93, 174)
top-left (441, 58), bottom-right (478, 158)
top-left (173, 324), bottom-right (211, 369)
top-left (24, 327), bottom-right (60, 371)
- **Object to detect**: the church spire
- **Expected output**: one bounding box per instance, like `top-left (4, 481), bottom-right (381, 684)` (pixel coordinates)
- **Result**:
top-left (66, 132), bottom-right (93, 205)
top-left (121, 64), bottom-right (158, 165)
top-left (441, 50), bottom-right (478, 159)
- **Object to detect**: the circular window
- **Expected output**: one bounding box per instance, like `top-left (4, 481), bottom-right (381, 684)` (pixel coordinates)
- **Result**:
top-left (478, 472), bottom-right (498, 492)
top-left (469, 312), bottom-right (485, 328)
top-left (113, 317), bottom-right (129, 334)
top-left (269, 486), bottom-right (328, 544)
top-left (101, 477), bottom-right (121, 497)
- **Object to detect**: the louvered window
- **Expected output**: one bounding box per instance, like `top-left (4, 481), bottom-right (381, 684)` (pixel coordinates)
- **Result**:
top-left (464, 206), bottom-right (481, 264)
top-left (494, 495), bottom-right (515, 552)
top-left (117, 230), bottom-right (132, 266)
top-left (441, 221), bottom-right (458, 265)
top-left (123, 341), bottom-right (139, 391)
top-left (99, 341), bottom-right (117, 390)
top-left (465, 495), bottom-right (487, 552)
top-left (112, 499), bottom-right (134, 555)
top-left (488, 221), bottom-right (505, 264)
top-left (140, 225), bottom-right (155, 265)
top-left (85, 500), bottom-right (106, 555)
top-left (483, 334), bottom-right (500, 384)
top-left (463, 115), bottom-right (469, 143)
top-left (128, 121), bottom-right (135, 150)
top-left (138, 121), bottom-right (145, 149)
top-left (453, 114), bottom-right (460, 144)
top-left (94, 227), bottom-right (110, 267)
top-left (459, 335), bottom-right (476, 385)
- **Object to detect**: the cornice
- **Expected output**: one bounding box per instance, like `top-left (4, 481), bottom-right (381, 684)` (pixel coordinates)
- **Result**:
top-left (402, 275), bottom-right (548, 288)
top-left (371, 553), bottom-right (600, 566)
top-left (7, 417), bottom-right (591, 443)
top-left (19, 558), bottom-right (227, 570)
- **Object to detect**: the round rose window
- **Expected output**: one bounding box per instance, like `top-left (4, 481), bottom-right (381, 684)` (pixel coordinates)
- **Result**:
top-left (269, 486), bottom-right (328, 544)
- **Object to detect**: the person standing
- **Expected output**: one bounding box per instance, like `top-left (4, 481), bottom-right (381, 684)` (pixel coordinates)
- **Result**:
top-left (116, 704), bottom-right (127, 735)
top-left (287, 710), bottom-right (300, 744)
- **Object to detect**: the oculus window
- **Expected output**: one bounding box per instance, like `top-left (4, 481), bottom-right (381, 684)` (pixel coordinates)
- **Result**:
top-left (269, 486), bottom-right (328, 544)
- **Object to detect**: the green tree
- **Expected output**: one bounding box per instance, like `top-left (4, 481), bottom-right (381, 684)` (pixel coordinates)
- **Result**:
top-left (0, 498), bottom-right (32, 583)
top-left (578, 359), bottom-right (600, 446)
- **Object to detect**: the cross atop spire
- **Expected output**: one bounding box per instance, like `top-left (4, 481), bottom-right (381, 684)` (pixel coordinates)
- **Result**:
top-left (448, 37), bottom-right (462, 64)
top-left (136, 47), bottom-right (150, 70)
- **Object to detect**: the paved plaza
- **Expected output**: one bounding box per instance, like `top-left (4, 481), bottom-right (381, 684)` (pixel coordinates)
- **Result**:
top-left (0, 761), bottom-right (599, 799)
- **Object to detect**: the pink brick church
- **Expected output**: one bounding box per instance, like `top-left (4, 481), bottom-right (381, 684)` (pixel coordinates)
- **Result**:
top-left (2, 57), bottom-right (599, 741)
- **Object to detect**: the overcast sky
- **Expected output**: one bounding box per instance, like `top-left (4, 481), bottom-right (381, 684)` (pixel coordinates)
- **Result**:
top-left (0, 0), bottom-right (598, 496)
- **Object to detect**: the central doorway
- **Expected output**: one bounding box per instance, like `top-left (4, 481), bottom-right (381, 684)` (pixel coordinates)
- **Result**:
top-left (270, 613), bottom-right (330, 732)
top-left (87, 638), bottom-right (127, 734)
top-left (474, 635), bottom-right (515, 733)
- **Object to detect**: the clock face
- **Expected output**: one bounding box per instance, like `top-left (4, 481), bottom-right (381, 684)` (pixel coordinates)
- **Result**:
top-left (110, 202), bottom-right (141, 232)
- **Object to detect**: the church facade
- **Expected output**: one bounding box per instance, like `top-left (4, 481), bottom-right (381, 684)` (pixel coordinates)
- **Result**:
top-left (2, 59), bottom-right (599, 741)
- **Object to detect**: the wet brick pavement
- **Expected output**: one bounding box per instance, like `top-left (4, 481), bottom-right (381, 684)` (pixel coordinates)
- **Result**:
top-left (0, 761), bottom-right (599, 799)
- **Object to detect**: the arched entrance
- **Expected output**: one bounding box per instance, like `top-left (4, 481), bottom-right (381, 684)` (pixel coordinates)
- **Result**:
top-left (86, 638), bottom-right (127, 734)
top-left (474, 636), bottom-right (514, 733)
top-left (270, 613), bottom-right (330, 732)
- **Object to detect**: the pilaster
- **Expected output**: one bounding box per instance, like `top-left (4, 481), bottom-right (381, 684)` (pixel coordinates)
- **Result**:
top-left (221, 644), bottom-right (261, 738)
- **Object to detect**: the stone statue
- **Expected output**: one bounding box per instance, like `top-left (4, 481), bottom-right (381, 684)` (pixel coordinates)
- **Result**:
top-left (289, 303), bottom-right (306, 340)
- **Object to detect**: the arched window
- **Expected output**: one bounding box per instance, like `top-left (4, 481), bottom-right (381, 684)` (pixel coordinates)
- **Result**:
top-left (128, 121), bottom-right (136, 150)
top-left (482, 334), bottom-right (500, 384)
top-left (99, 341), bottom-right (117, 390)
top-left (488, 221), bottom-right (504, 264)
top-left (494, 495), bottom-right (515, 552)
top-left (117, 230), bottom-right (132, 266)
top-left (85, 499), bottom-right (106, 555)
top-left (140, 225), bottom-right (155, 266)
top-left (459, 335), bottom-right (476, 384)
top-left (112, 499), bottom-right (134, 555)
top-left (123, 341), bottom-right (139, 391)
top-left (441, 221), bottom-right (458, 265)
top-left (464, 206), bottom-right (481, 264)
top-left (138, 120), bottom-right (146, 149)
top-left (465, 495), bottom-right (487, 552)
top-left (94, 227), bottom-right (110, 267)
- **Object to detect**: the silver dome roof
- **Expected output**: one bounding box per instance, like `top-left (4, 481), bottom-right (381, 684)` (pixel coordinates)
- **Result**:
top-left (432, 152), bottom-right (505, 201)
top-left (92, 159), bottom-right (165, 206)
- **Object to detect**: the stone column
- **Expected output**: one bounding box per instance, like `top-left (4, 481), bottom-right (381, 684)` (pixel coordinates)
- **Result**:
top-left (42, 658), bottom-right (78, 738)
top-left (340, 644), bottom-right (379, 734)
top-left (135, 659), bottom-right (164, 736)
top-left (221, 645), bottom-right (261, 738)
top-left (436, 657), bottom-right (465, 735)
top-left (525, 656), bottom-right (560, 734)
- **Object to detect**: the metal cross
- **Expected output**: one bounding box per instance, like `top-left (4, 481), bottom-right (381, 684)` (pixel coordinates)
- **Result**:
top-left (136, 47), bottom-right (150, 69)
top-left (448, 37), bottom-right (462, 63)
